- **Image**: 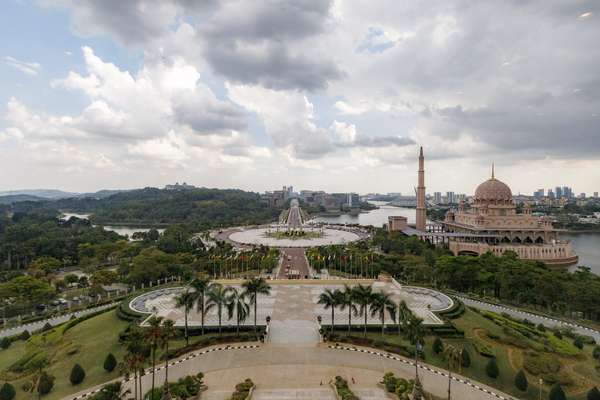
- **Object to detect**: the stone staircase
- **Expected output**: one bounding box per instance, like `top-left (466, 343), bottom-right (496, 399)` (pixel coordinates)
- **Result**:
top-left (252, 388), bottom-right (336, 399)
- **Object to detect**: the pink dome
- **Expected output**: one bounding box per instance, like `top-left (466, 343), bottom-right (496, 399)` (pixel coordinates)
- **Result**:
top-left (474, 178), bottom-right (513, 202)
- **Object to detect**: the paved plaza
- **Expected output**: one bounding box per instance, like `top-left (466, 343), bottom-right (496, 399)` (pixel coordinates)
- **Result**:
top-left (226, 226), bottom-right (363, 247)
top-left (131, 280), bottom-right (452, 332)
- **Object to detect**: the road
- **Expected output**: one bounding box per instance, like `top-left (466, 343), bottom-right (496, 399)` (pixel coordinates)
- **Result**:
top-left (458, 296), bottom-right (600, 342)
top-left (277, 248), bottom-right (311, 279)
top-left (66, 343), bottom-right (516, 400)
top-left (0, 302), bottom-right (117, 339)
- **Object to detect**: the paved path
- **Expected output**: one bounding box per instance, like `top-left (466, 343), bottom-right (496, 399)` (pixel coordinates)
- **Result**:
top-left (65, 343), bottom-right (516, 400)
top-left (0, 302), bottom-right (117, 339)
top-left (458, 296), bottom-right (600, 342)
top-left (277, 248), bottom-right (311, 279)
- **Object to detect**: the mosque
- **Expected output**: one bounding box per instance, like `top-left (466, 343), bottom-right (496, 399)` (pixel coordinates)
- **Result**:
top-left (442, 166), bottom-right (579, 266)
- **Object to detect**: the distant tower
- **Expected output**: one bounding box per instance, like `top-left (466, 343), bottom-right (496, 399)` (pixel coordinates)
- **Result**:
top-left (416, 146), bottom-right (426, 231)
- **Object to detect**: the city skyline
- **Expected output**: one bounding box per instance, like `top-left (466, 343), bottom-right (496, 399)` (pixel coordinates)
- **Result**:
top-left (1, 1), bottom-right (599, 194)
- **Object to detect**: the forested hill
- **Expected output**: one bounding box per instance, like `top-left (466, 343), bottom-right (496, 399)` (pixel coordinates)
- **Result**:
top-left (11, 187), bottom-right (282, 230)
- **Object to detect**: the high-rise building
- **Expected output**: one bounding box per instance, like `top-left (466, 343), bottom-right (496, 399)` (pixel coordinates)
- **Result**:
top-left (555, 186), bottom-right (563, 198)
top-left (446, 191), bottom-right (456, 204)
top-left (433, 192), bottom-right (442, 204)
top-left (594, 192), bottom-right (599, 198)
top-left (416, 147), bottom-right (426, 231)
top-left (548, 189), bottom-right (555, 199)
top-left (534, 189), bottom-right (545, 199)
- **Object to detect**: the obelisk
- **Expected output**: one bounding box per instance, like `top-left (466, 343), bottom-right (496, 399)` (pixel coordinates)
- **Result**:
top-left (416, 146), bottom-right (426, 231)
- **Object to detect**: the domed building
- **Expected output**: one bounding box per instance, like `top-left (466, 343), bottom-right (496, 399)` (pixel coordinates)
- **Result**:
top-left (443, 167), bottom-right (578, 266)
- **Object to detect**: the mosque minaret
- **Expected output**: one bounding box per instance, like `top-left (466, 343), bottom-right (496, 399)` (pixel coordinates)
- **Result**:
top-left (415, 146), bottom-right (427, 231)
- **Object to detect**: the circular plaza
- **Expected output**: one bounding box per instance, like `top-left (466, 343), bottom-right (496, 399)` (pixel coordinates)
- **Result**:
top-left (224, 225), bottom-right (364, 248)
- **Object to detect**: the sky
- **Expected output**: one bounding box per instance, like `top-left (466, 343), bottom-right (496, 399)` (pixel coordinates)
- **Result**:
top-left (0, 0), bottom-right (599, 196)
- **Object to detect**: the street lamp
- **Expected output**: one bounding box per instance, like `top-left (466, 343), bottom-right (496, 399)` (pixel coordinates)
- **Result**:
top-left (539, 378), bottom-right (543, 400)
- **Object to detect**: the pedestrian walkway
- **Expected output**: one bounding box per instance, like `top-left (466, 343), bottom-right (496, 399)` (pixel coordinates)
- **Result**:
top-left (353, 388), bottom-right (389, 400)
top-left (253, 388), bottom-right (335, 400)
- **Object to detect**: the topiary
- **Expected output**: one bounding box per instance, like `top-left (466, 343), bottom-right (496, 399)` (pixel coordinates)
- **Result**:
top-left (549, 383), bottom-right (566, 400)
top-left (461, 349), bottom-right (471, 368)
top-left (0, 383), bottom-right (16, 400)
top-left (0, 338), bottom-right (10, 350)
top-left (433, 337), bottom-right (443, 354)
top-left (485, 358), bottom-right (499, 379)
top-left (103, 353), bottom-right (117, 372)
top-left (19, 330), bottom-right (30, 341)
top-left (37, 372), bottom-right (55, 395)
top-left (514, 370), bottom-right (528, 392)
top-left (574, 337), bottom-right (584, 349)
top-left (588, 387), bottom-right (600, 400)
top-left (70, 363), bottom-right (86, 385)
top-left (593, 346), bottom-right (600, 359)
top-left (537, 323), bottom-right (546, 332)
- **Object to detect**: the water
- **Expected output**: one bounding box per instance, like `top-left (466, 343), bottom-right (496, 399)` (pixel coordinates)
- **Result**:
top-left (564, 233), bottom-right (600, 274)
top-left (311, 201), bottom-right (416, 227)
top-left (60, 212), bottom-right (90, 220)
top-left (100, 226), bottom-right (166, 237)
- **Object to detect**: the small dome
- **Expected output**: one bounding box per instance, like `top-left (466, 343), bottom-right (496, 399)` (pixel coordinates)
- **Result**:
top-left (474, 178), bottom-right (513, 202)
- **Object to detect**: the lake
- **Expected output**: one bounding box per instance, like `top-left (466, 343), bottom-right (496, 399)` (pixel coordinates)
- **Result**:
top-left (311, 202), bottom-right (600, 274)
top-left (60, 213), bottom-right (165, 238)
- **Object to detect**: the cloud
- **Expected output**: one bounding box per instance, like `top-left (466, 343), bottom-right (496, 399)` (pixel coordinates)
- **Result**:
top-left (2, 56), bottom-right (42, 75)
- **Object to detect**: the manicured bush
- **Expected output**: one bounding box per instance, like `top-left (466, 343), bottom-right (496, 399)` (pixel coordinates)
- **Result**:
top-left (461, 349), bottom-right (471, 368)
top-left (594, 345), bottom-right (600, 359)
top-left (19, 330), bottom-right (30, 341)
top-left (70, 363), bottom-right (86, 385)
top-left (433, 337), bottom-right (443, 354)
top-left (0, 338), bottom-right (10, 350)
top-left (37, 372), bottom-right (55, 395)
top-left (514, 370), bottom-right (528, 392)
top-left (485, 358), bottom-right (499, 379)
top-left (549, 383), bottom-right (566, 400)
top-left (0, 383), bottom-right (16, 400)
top-left (523, 352), bottom-right (561, 375)
top-left (553, 330), bottom-right (563, 339)
top-left (574, 337), bottom-right (584, 349)
top-left (103, 353), bottom-right (117, 372)
top-left (537, 323), bottom-right (546, 332)
top-left (588, 387), bottom-right (600, 400)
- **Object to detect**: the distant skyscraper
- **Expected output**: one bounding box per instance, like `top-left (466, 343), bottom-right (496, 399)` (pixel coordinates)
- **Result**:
top-left (434, 192), bottom-right (442, 204)
top-left (416, 147), bottom-right (426, 231)
top-left (594, 192), bottom-right (599, 198)
top-left (555, 186), bottom-right (563, 198)
top-left (446, 191), bottom-right (455, 204)
top-left (548, 189), bottom-right (555, 199)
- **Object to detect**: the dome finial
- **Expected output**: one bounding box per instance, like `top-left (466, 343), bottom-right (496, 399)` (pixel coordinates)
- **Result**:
top-left (491, 163), bottom-right (495, 179)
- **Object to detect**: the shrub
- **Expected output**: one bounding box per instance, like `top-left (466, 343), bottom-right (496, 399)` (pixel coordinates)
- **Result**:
top-left (594, 346), bottom-right (600, 359)
top-left (0, 338), bottom-right (11, 350)
top-left (70, 363), bottom-right (86, 385)
top-left (37, 372), bottom-right (55, 395)
top-left (542, 372), bottom-right (574, 386)
top-left (514, 370), bottom-right (528, 392)
top-left (41, 322), bottom-right (53, 332)
top-left (485, 358), bottom-right (499, 379)
top-left (461, 349), bottom-right (471, 368)
top-left (549, 383), bottom-right (566, 400)
top-left (0, 383), bottom-right (16, 400)
top-left (588, 387), bottom-right (600, 400)
top-left (103, 353), bottom-right (117, 372)
top-left (433, 337), bottom-right (443, 354)
top-left (574, 337), bottom-right (584, 349)
top-left (553, 331), bottom-right (563, 339)
top-left (19, 330), bottom-right (30, 341)
top-left (523, 352), bottom-right (561, 375)
top-left (537, 323), bottom-right (546, 332)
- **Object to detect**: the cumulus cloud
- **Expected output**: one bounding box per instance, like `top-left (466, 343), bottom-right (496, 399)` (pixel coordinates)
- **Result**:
top-left (2, 56), bottom-right (42, 75)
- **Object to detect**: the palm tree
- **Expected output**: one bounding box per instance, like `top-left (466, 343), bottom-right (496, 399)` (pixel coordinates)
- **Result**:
top-left (146, 315), bottom-right (164, 398)
top-left (190, 277), bottom-right (212, 335)
top-left (369, 292), bottom-right (397, 335)
top-left (161, 319), bottom-right (177, 399)
top-left (443, 344), bottom-right (462, 400)
top-left (406, 314), bottom-right (425, 383)
top-left (120, 325), bottom-right (148, 400)
top-left (353, 284), bottom-right (374, 337)
top-left (226, 287), bottom-right (250, 335)
top-left (397, 300), bottom-right (412, 336)
top-left (206, 283), bottom-right (230, 334)
top-left (338, 285), bottom-right (358, 334)
top-left (318, 288), bottom-right (343, 335)
top-left (122, 353), bottom-right (142, 400)
top-left (242, 278), bottom-right (271, 336)
top-left (174, 289), bottom-right (195, 345)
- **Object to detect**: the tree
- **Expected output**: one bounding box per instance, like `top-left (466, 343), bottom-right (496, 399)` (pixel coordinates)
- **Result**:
top-left (103, 353), bottom-right (117, 372)
top-left (515, 370), bottom-right (528, 392)
top-left (486, 358), bottom-right (499, 379)
top-left (588, 387), bottom-right (600, 400)
top-left (433, 337), bottom-right (444, 354)
top-left (161, 319), bottom-right (177, 399)
top-left (461, 348), bottom-right (471, 368)
top-left (549, 383), bottom-right (566, 400)
top-left (146, 315), bottom-right (164, 397)
top-left (206, 283), bottom-right (230, 334)
top-left (227, 287), bottom-right (250, 336)
top-left (242, 277), bottom-right (271, 337)
top-left (37, 371), bottom-right (55, 395)
top-left (190, 277), bottom-right (213, 336)
top-left (574, 337), bottom-right (584, 349)
top-left (0, 337), bottom-right (11, 349)
top-left (594, 345), bottom-right (600, 359)
top-left (443, 344), bottom-right (462, 400)
top-left (19, 330), bottom-right (30, 341)
top-left (0, 383), bottom-right (15, 400)
top-left (396, 300), bottom-right (412, 336)
top-left (353, 284), bottom-right (374, 337)
top-left (318, 288), bottom-right (343, 336)
top-left (70, 363), bottom-right (86, 385)
top-left (406, 315), bottom-right (424, 345)
top-left (369, 291), bottom-right (397, 335)
top-left (338, 285), bottom-right (358, 334)
top-left (174, 289), bottom-right (195, 345)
